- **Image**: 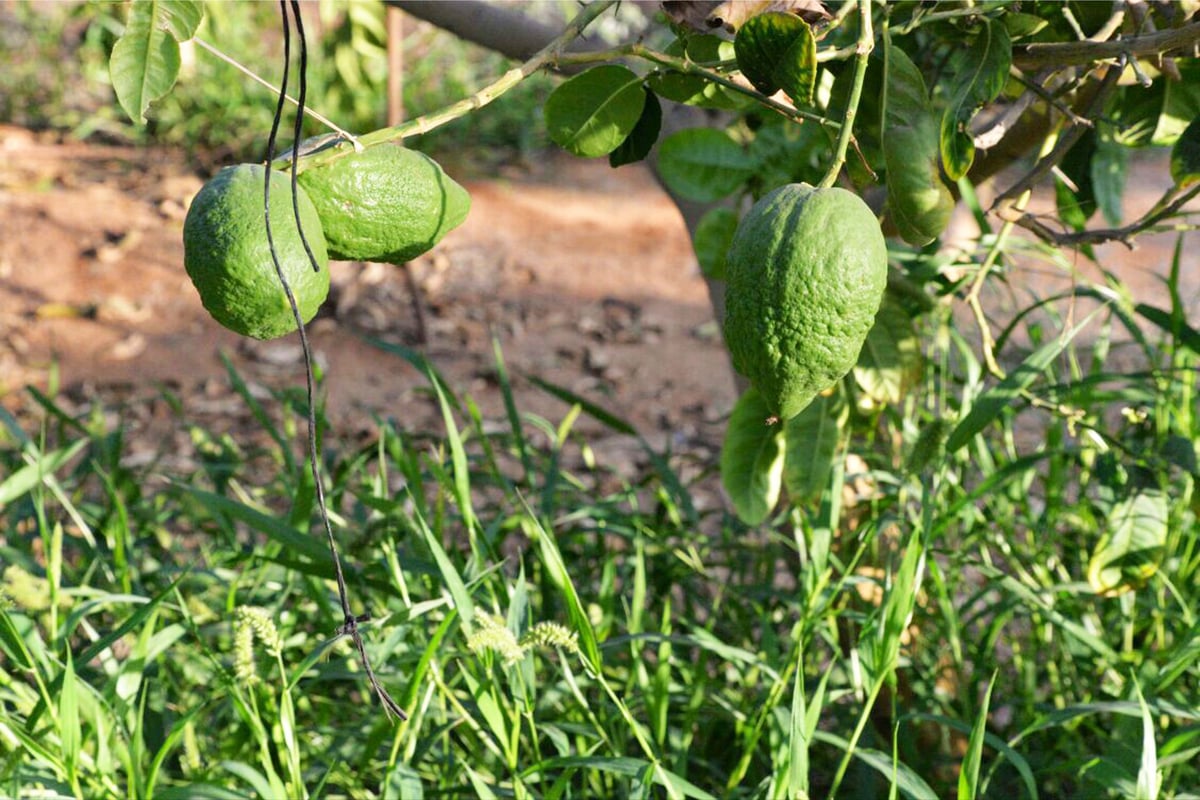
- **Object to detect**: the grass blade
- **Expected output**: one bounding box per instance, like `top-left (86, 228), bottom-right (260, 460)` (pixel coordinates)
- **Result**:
top-left (947, 307), bottom-right (1104, 453)
top-left (1135, 682), bottom-right (1161, 800)
top-left (958, 671), bottom-right (996, 800)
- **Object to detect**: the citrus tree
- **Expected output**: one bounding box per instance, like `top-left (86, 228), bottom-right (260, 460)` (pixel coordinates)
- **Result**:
top-left (67, 0), bottom-right (1200, 795)
top-left (112, 0), bottom-right (1200, 521)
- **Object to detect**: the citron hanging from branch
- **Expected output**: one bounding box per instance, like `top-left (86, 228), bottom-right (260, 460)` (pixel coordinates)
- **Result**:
top-left (297, 144), bottom-right (471, 264)
top-left (723, 183), bottom-right (887, 421)
top-left (183, 163), bottom-right (330, 340)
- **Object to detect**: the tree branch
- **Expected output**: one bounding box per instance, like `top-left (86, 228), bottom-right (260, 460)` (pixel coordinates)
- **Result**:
top-left (385, 0), bottom-right (560, 61)
top-left (386, 0), bottom-right (617, 70)
top-left (1004, 184), bottom-right (1200, 248)
top-left (1013, 20), bottom-right (1200, 71)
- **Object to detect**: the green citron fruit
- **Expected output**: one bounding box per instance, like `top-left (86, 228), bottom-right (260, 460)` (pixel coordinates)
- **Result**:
top-left (724, 183), bottom-right (887, 421)
top-left (297, 144), bottom-right (470, 263)
top-left (184, 164), bottom-right (330, 340)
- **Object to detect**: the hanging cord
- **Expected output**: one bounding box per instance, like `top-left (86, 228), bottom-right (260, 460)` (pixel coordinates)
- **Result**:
top-left (262, 0), bottom-right (405, 722)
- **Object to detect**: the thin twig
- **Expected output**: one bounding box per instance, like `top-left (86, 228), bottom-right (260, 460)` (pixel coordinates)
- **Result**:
top-left (991, 62), bottom-right (1123, 207)
top-left (819, 0), bottom-right (873, 189)
top-left (275, 0), bottom-right (621, 174)
top-left (1004, 184), bottom-right (1200, 248)
top-left (193, 36), bottom-right (355, 141)
top-left (555, 45), bottom-right (837, 129)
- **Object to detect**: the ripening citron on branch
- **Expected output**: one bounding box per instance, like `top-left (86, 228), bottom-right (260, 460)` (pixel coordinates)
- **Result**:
top-left (723, 183), bottom-right (888, 421)
top-left (183, 163), bottom-right (330, 340)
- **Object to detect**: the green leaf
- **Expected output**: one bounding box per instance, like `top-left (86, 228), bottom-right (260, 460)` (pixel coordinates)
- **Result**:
top-left (734, 12), bottom-right (817, 105)
top-left (382, 764), bottom-right (424, 800)
top-left (829, 56), bottom-right (885, 185)
top-left (157, 0), bottom-right (203, 40)
top-left (946, 307), bottom-right (1102, 454)
top-left (1135, 302), bottom-right (1200, 355)
top-left (657, 128), bottom-right (758, 202)
top-left (1170, 113), bottom-right (1200, 187)
top-left (882, 42), bottom-right (953, 245)
top-left (182, 488), bottom-right (329, 564)
top-left (109, 0), bottom-right (204, 124)
top-left (1055, 129), bottom-right (1098, 229)
top-left (523, 504), bottom-right (602, 673)
top-left (940, 20), bottom-right (1012, 180)
top-left (610, 89), bottom-right (662, 168)
top-left (1112, 61), bottom-right (1200, 147)
top-left (1134, 682), bottom-right (1162, 800)
top-left (648, 35), bottom-right (745, 110)
top-left (811, 735), bottom-right (940, 799)
top-left (1092, 130), bottom-right (1127, 226)
top-left (720, 388), bottom-right (785, 525)
top-left (59, 648), bottom-right (79, 783)
top-left (787, 648), bottom-right (810, 798)
top-left (1087, 490), bottom-right (1168, 596)
top-left (544, 65), bottom-right (647, 158)
top-left (958, 671), bottom-right (996, 800)
top-left (1001, 12), bottom-right (1049, 40)
top-left (854, 297), bottom-right (924, 404)
top-left (0, 438), bottom-right (88, 506)
top-left (783, 391), bottom-right (845, 503)
top-left (692, 207), bottom-right (739, 280)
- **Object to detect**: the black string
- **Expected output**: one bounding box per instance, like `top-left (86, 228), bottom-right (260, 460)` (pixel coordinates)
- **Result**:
top-left (264, 0), bottom-right (405, 722)
top-left (288, 0), bottom-right (324, 275)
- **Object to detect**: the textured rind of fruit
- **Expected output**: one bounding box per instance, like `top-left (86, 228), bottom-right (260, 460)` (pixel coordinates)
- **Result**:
top-left (724, 183), bottom-right (888, 421)
top-left (183, 164), bottom-right (330, 340)
top-left (297, 145), bottom-right (471, 263)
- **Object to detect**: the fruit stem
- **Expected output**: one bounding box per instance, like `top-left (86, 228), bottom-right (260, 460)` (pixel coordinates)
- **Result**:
top-left (274, 0), bottom-right (620, 174)
top-left (818, 0), bottom-right (874, 189)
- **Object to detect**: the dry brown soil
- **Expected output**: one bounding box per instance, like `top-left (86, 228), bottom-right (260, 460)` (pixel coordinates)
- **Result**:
top-left (0, 125), bottom-right (735, 474)
top-left (1, 124), bottom-right (1196, 477)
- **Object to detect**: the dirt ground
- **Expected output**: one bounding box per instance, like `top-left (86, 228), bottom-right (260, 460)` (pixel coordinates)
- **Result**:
top-left (1, 123), bottom-right (1196, 478)
top-left (0, 125), bottom-right (735, 475)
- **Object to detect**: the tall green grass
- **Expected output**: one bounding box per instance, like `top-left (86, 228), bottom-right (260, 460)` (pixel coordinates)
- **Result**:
top-left (2, 246), bottom-right (1198, 798)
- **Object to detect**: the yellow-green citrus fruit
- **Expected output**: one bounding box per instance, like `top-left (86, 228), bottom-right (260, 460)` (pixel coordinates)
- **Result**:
top-left (724, 183), bottom-right (887, 421)
top-left (297, 145), bottom-right (470, 263)
top-left (183, 164), bottom-right (330, 340)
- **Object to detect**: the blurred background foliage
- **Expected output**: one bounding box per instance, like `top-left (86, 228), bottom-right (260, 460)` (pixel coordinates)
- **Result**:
top-left (0, 0), bottom-right (597, 171)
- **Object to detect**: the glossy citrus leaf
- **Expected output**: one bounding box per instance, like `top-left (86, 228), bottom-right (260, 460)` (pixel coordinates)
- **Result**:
top-left (544, 65), bottom-right (647, 158)
top-left (110, 0), bottom-right (204, 124)
top-left (1087, 490), bottom-right (1168, 596)
top-left (720, 388), bottom-right (785, 525)
top-left (882, 41), bottom-right (953, 245)
top-left (609, 89), bottom-right (662, 168)
top-left (782, 391), bottom-right (845, 503)
top-left (1170, 114), bottom-right (1200, 187)
top-left (734, 12), bottom-right (817, 105)
top-left (853, 298), bottom-right (923, 405)
top-left (657, 128), bottom-right (759, 202)
top-left (647, 36), bottom-right (745, 111)
top-left (940, 20), bottom-right (1012, 180)
top-left (692, 207), bottom-right (739, 280)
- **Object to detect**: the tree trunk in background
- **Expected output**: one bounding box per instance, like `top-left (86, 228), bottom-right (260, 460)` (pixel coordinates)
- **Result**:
top-left (387, 0), bottom-right (744, 394)
top-left (386, 6), bottom-right (405, 126)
